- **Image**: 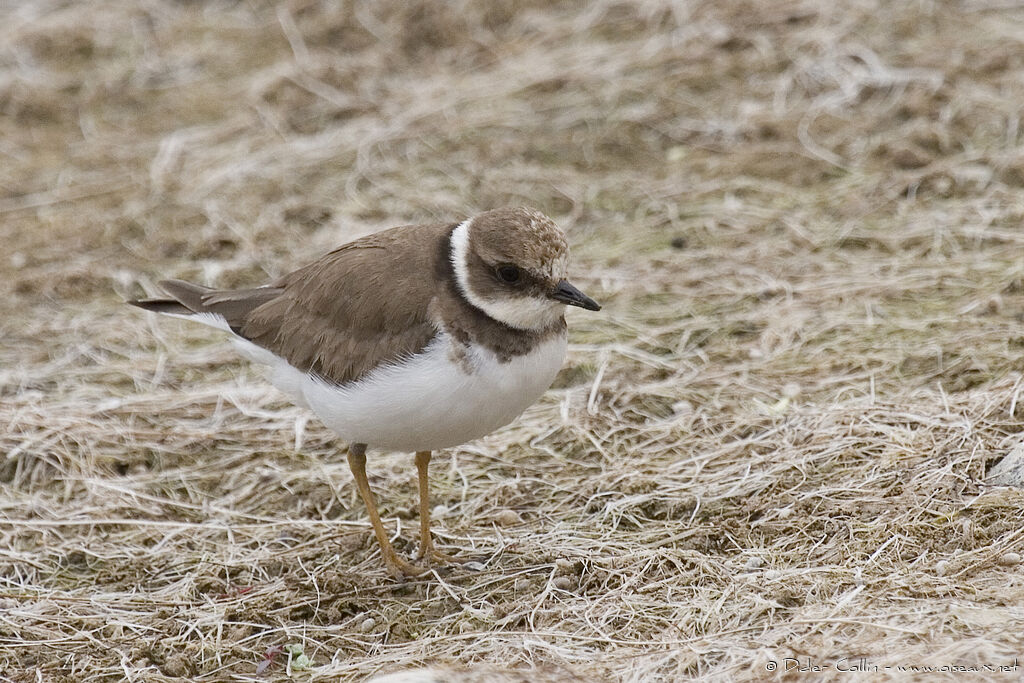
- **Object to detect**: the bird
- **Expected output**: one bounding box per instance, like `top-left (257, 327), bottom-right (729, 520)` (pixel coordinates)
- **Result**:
top-left (129, 207), bottom-right (600, 577)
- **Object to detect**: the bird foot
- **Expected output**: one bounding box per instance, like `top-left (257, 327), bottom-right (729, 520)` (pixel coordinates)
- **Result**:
top-left (415, 545), bottom-right (474, 566)
top-left (383, 553), bottom-right (431, 578)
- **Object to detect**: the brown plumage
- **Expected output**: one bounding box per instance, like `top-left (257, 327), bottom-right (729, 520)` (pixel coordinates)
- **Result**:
top-left (131, 210), bottom-right (566, 386)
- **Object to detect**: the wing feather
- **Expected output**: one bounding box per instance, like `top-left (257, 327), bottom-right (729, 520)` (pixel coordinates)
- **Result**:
top-left (131, 221), bottom-right (455, 386)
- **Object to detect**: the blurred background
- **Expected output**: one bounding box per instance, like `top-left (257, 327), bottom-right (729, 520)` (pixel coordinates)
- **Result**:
top-left (5, 0), bottom-right (1024, 680)
top-left (6, 0), bottom-right (1022, 302)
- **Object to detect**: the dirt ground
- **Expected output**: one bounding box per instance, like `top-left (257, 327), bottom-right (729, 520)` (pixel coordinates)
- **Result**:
top-left (4, 0), bottom-right (1024, 680)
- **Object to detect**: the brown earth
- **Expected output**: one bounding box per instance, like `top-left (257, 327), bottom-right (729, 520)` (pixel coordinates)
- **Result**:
top-left (3, 0), bottom-right (1024, 680)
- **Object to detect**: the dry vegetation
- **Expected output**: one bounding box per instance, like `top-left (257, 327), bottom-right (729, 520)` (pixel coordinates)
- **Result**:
top-left (4, 0), bottom-right (1024, 680)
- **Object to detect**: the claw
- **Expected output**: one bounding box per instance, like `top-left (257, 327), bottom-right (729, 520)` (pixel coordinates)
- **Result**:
top-left (415, 547), bottom-right (472, 566)
top-left (384, 554), bottom-right (431, 578)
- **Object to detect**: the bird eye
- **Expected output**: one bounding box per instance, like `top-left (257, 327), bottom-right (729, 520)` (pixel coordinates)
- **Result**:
top-left (497, 265), bottom-right (521, 284)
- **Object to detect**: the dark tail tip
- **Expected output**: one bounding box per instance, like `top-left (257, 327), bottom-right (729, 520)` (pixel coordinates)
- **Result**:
top-left (128, 298), bottom-right (192, 315)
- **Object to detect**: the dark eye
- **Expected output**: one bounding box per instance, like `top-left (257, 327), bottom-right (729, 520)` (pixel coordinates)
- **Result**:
top-left (497, 265), bottom-right (521, 284)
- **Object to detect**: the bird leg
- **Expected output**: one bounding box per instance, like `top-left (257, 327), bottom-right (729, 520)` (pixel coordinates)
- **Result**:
top-left (346, 443), bottom-right (428, 578)
top-left (414, 450), bottom-right (468, 565)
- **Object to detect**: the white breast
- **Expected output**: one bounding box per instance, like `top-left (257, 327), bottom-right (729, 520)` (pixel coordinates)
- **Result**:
top-left (252, 332), bottom-right (567, 452)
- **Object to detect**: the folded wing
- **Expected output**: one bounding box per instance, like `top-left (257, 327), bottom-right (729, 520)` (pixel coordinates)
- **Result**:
top-left (130, 222), bottom-right (453, 386)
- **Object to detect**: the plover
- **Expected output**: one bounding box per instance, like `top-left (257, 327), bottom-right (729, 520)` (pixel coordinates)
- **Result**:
top-left (130, 207), bottom-right (600, 577)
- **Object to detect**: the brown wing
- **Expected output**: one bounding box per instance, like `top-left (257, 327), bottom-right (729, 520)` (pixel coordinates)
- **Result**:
top-left (239, 221), bottom-right (454, 385)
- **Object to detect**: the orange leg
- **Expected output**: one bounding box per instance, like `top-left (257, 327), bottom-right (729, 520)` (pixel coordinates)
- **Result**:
top-left (414, 450), bottom-right (467, 565)
top-left (347, 444), bottom-right (428, 577)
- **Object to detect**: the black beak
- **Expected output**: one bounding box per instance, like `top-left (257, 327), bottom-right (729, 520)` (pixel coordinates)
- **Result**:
top-left (551, 279), bottom-right (601, 311)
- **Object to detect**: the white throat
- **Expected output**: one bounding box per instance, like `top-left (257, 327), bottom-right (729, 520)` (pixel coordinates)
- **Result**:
top-left (449, 219), bottom-right (564, 330)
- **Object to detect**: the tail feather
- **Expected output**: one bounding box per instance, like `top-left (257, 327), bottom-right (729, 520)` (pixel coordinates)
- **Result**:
top-left (128, 278), bottom-right (284, 336)
top-left (128, 297), bottom-right (193, 316)
top-left (158, 279), bottom-right (214, 311)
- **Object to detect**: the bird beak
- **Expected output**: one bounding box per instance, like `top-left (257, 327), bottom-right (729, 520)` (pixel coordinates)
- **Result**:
top-left (551, 279), bottom-right (601, 311)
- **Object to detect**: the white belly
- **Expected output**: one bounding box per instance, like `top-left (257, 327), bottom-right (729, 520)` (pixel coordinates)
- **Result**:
top-left (243, 332), bottom-right (567, 452)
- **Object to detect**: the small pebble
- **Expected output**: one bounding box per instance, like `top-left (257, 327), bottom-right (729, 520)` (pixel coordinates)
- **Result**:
top-left (552, 576), bottom-right (573, 591)
top-left (744, 556), bottom-right (764, 571)
top-left (670, 236), bottom-right (687, 250)
top-left (935, 560), bottom-right (949, 576)
top-left (162, 653), bottom-right (191, 678)
top-left (495, 509), bottom-right (522, 526)
top-left (432, 504), bottom-right (449, 518)
top-left (555, 558), bottom-right (574, 573)
top-left (998, 552), bottom-right (1021, 566)
top-left (514, 578), bottom-right (531, 592)
top-left (666, 146), bottom-right (687, 163)
top-left (357, 617), bottom-right (376, 632)
top-left (671, 399), bottom-right (694, 416)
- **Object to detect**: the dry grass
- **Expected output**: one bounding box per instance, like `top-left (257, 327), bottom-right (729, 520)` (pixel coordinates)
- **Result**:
top-left (4, 0), bottom-right (1024, 680)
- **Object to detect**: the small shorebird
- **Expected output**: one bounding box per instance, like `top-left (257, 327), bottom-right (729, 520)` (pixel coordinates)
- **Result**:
top-left (130, 207), bottom-right (600, 577)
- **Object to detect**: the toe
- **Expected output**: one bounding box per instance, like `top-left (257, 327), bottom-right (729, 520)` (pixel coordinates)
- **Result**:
top-left (383, 554), bottom-right (430, 578)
